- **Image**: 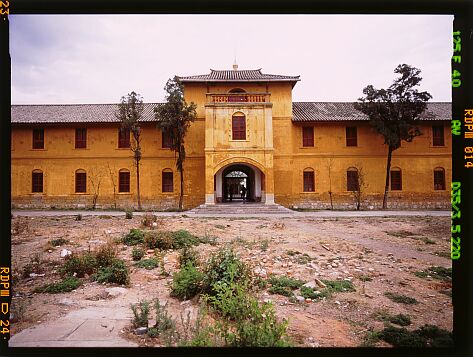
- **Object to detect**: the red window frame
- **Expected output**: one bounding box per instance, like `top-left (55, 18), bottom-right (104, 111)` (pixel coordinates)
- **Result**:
top-left (75, 172), bottom-right (87, 193)
top-left (432, 125), bottom-right (444, 146)
top-left (390, 170), bottom-right (402, 190)
top-left (232, 115), bottom-right (246, 140)
top-left (119, 171), bottom-right (130, 192)
top-left (32, 172), bottom-right (43, 193)
top-left (162, 172), bottom-right (173, 192)
top-left (162, 129), bottom-right (172, 149)
top-left (347, 170), bottom-right (359, 191)
top-left (434, 169), bottom-right (445, 190)
top-left (302, 127), bottom-right (314, 147)
top-left (33, 128), bottom-right (44, 149)
top-left (75, 128), bottom-right (87, 149)
top-left (303, 171), bottom-right (315, 192)
top-left (346, 127), bottom-right (357, 147)
top-left (118, 128), bottom-right (130, 148)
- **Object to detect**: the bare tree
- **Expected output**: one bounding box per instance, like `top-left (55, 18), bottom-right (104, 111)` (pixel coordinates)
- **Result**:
top-left (106, 162), bottom-right (117, 209)
top-left (326, 157), bottom-right (335, 210)
top-left (88, 166), bottom-right (105, 210)
top-left (350, 165), bottom-right (367, 211)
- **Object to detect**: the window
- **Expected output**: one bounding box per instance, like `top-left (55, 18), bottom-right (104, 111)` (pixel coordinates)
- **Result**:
top-left (302, 127), bottom-right (314, 147)
top-left (119, 170), bottom-right (130, 192)
top-left (162, 129), bottom-right (172, 149)
top-left (432, 125), bottom-right (444, 146)
top-left (434, 168), bottom-right (445, 190)
top-left (347, 169), bottom-right (359, 191)
top-left (346, 127), bottom-right (357, 147)
top-left (232, 113), bottom-right (246, 140)
top-left (390, 168), bottom-right (402, 190)
top-left (75, 128), bottom-right (87, 149)
top-left (33, 128), bottom-right (44, 149)
top-left (118, 128), bottom-right (130, 148)
top-left (75, 170), bottom-right (87, 193)
top-left (303, 170), bottom-right (315, 192)
top-left (162, 171), bottom-right (173, 192)
top-left (32, 170), bottom-right (43, 193)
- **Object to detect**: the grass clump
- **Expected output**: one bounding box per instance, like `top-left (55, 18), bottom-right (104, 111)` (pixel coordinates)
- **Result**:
top-left (123, 228), bottom-right (144, 246)
top-left (125, 210), bottom-right (133, 219)
top-left (50, 238), bottom-right (69, 247)
top-left (171, 230), bottom-right (200, 249)
top-left (131, 300), bottom-right (150, 328)
top-left (378, 324), bottom-right (453, 347)
top-left (34, 276), bottom-right (82, 294)
top-left (170, 262), bottom-right (204, 300)
top-left (414, 266), bottom-right (451, 281)
top-left (178, 246), bottom-right (200, 268)
top-left (323, 279), bottom-right (356, 293)
top-left (132, 247), bottom-right (145, 261)
top-left (388, 314), bottom-right (411, 326)
top-left (93, 259), bottom-right (129, 285)
top-left (267, 276), bottom-right (305, 297)
top-left (134, 258), bottom-right (160, 270)
top-left (141, 214), bottom-right (157, 228)
top-left (153, 300), bottom-right (176, 334)
top-left (61, 253), bottom-right (97, 278)
top-left (384, 292), bottom-right (418, 305)
top-left (295, 253), bottom-right (313, 265)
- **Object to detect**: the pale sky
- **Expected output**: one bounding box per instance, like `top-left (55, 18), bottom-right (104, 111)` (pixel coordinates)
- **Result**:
top-left (10, 14), bottom-right (454, 104)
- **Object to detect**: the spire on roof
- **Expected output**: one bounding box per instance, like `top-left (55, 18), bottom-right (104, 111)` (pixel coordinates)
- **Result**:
top-left (233, 56), bottom-right (238, 71)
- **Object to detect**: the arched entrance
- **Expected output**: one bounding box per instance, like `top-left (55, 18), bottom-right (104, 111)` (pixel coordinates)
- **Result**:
top-left (214, 163), bottom-right (264, 203)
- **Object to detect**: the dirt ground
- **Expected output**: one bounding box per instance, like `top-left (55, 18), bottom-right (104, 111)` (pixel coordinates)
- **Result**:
top-left (10, 213), bottom-right (452, 347)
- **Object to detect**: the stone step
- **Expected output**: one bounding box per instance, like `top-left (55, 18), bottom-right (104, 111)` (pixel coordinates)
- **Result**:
top-left (188, 203), bottom-right (294, 215)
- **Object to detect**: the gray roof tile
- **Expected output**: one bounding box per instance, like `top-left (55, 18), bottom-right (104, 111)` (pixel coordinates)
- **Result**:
top-left (179, 69), bottom-right (300, 82)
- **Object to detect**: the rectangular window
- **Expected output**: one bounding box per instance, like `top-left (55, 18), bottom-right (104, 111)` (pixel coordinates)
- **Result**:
top-left (232, 116), bottom-right (246, 140)
top-left (390, 171), bottom-right (402, 190)
top-left (432, 125), bottom-right (444, 146)
top-left (346, 127), bottom-right (357, 147)
top-left (118, 128), bottom-right (130, 148)
top-left (75, 128), bottom-right (87, 149)
top-left (303, 171), bottom-right (315, 192)
top-left (162, 129), bottom-right (172, 149)
top-left (162, 172), bottom-right (173, 192)
top-left (302, 127), bottom-right (314, 147)
top-left (75, 172), bottom-right (87, 193)
top-left (32, 172), bottom-right (43, 193)
top-left (434, 170), bottom-right (445, 190)
top-left (119, 171), bottom-right (130, 192)
top-left (347, 171), bottom-right (359, 191)
top-left (33, 128), bottom-right (44, 149)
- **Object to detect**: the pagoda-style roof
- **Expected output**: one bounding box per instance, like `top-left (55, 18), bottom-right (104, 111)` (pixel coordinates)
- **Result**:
top-left (179, 69), bottom-right (300, 84)
top-left (292, 102), bottom-right (451, 122)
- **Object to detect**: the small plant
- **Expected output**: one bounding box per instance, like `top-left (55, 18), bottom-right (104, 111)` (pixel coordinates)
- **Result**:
top-left (300, 286), bottom-right (324, 300)
top-left (147, 327), bottom-right (158, 337)
top-left (384, 292), bottom-right (418, 305)
top-left (171, 230), bottom-right (200, 249)
top-left (414, 266), bottom-right (451, 281)
top-left (75, 214), bottom-right (82, 221)
top-left (50, 238), bottom-right (69, 247)
top-left (34, 276), bottom-right (82, 294)
top-left (286, 250), bottom-right (300, 256)
top-left (259, 239), bottom-right (269, 251)
top-left (422, 237), bottom-right (436, 245)
top-left (95, 241), bottom-right (118, 267)
top-left (142, 214), bottom-right (157, 228)
top-left (254, 276), bottom-right (268, 290)
top-left (268, 285), bottom-right (294, 297)
top-left (378, 324), bottom-right (453, 347)
top-left (295, 253), bottom-right (312, 265)
top-left (61, 253), bottom-right (97, 278)
top-left (171, 262), bottom-right (204, 300)
top-left (21, 253), bottom-right (44, 278)
top-left (214, 224), bottom-right (226, 230)
top-left (388, 314), bottom-right (411, 326)
top-left (135, 258), bottom-right (160, 270)
top-left (268, 276), bottom-right (305, 290)
top-left (359, 275), bottom-right (372, 282)
top-left (10, 298), bottom-right (27, 322)
top-left (131, 300), bottom-right (150, 328)
top-left (122, 228), bottom-right (144, 246)
top-left (323, 279), bottom-right (356, 293)
top-left (93, 259), bottom-right (129, 285)
top-left (178, 246), bottom-right (200, 268)
top-left (144, 230), bottom-right (173, 250)
top-left (125, 209), bottom-right (133, 219)
top-left (153, 300), bottom-right (176, 334)
top-left (132, 247), bottom-right (145, 261)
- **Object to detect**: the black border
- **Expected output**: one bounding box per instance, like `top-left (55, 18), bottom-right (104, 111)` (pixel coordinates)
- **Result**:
top-left (1, 1), bottom-right (472, 357)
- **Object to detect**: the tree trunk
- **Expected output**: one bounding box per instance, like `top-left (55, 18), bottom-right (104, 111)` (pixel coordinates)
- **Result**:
top-left (136, 159), bottom-right (141, 211)
top-left (329, 191), bottom-right (333, 210)
top-left (382, 146), bottom-right (393, 209)
top-left (179, 168), bottom-right (184, 210)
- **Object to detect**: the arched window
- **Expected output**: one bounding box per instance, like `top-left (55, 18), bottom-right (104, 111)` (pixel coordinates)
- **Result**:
top-left (434, 167), bottom-right (445, 190)
top-left (162, 169), bottom-right (173, 192)
top-left (228, 88), bottom-right (247, 102)
top-left (303, 168), bottom-right (315, 192)
top-left (347, 167), bottom-right (359, 191)
top-left (119, 169), bottom-right (130, 193)
top-left (232, 112), bottom-right (246, 140)
top-left (75, 169), bottom-right (87, 193)
top-left (32, 169), bottom-right (43, 193)
top-left (390, 167), bottom-right (402, 191)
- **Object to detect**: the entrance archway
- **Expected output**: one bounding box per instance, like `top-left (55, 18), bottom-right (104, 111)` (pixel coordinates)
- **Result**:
top-left (214, 163), bottom-right (263, 203)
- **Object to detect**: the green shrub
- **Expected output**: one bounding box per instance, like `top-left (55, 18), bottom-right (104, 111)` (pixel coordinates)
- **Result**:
top-left (142, 213), bottom-right (157, 228)
top-left (378, 324), bottom-right (453, 347)
top-left (132, 247), bottom-right (145, 261)
top-left (147, 327), bottom-right (158, 337)
top-left (61, 253), bottom-right (97, 278)
top-left (388, 314), bottom-right (411, 326)
top-left (322, 279), bottom-right (356, 293)
top-left (135, 258), bottom-right (160, 270)
top-left (171, 230), bottom-right (200, 248)
top-left (35, 276), bottom-right (82, 294)
top-left (268, 276), bottom-right (305, 290)
top-left (202, 248), bottom-right (252, 295)
top-left (384, 292), bottom-right (418, 304)
top-left (153, 300), bottom-right (176, 333)
top-left (125, 210), bottom-right (133, 219)
top-left (178, 246), bottom-right (199, 268)
top-left (50, 238), bottom-right (69, 247)
top-left (300, 286), bottom-right (322, 300)
top-left (95, 242), bottom-right (118, 267)
top-left (414, 266), bottom-right (451, 281)
top-left (93, 259), bottom-right (129, 285)
top-left (123, 228), bottom-right (144, 246)
top-left (205, 280), bottom-right (253, 320)
top-left (171, 263), bottom-right (204, 300)
top-left (268, 285), bottom-right (293, 297)
top-left (254, 276), bottom-right (268, 290)
top-left (144, 230), bottom-right (173, 250)
top-left (131, 300), bottom-right (150, 328)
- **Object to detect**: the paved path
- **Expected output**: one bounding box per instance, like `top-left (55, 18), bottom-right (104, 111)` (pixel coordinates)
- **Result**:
top-left (12, 209), bottom-right (451, 218)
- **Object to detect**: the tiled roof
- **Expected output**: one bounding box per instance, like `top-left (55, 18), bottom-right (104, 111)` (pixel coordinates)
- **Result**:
top-left (11, 103), bottom-right (161, 124)
top-left (292, 102), bottom-right (451, 122)
top-left (179, 69), bottom-right (300, 83)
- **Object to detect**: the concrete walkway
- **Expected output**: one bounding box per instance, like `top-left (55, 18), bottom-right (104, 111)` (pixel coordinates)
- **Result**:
top-left (11, 209), bottom-right (451, 218)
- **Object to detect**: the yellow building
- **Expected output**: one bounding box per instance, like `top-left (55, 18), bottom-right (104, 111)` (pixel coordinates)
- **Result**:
top-left (11, 67), bottom-right (451, 210)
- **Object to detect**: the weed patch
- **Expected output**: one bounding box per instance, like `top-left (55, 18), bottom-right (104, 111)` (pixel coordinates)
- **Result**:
top-left (132, 247), bottom-right (145, 261)
top-left (131, 300), bottom-right (150, 328)
top-left (92, 259), bottom-right (129, 285)
top-left (178, 246), bottom-right (200, 268)
top-left (378, 324), bottom-right (453, 347)
top-left (171, 263), bottom-right (204, 300)
top-left (50, 238), bottom-right (69, 247)
top-left (123, 228), bottom-right (144, 246)
top-left (142, 214), bottom-right (158, 228)
top-left (414, 266), bottom-right (451, 281)
top-left (134, 258), bottom-right (160, 270)
top-left (35, 276), bottom-right (82, 294)
top-left (384, 292), bottom-right (418, 304)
